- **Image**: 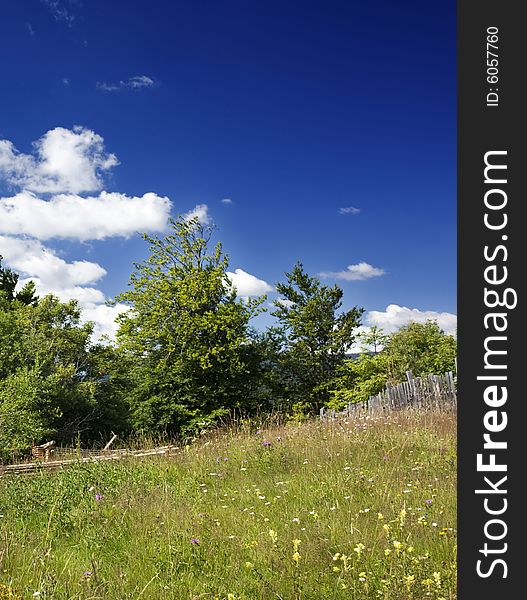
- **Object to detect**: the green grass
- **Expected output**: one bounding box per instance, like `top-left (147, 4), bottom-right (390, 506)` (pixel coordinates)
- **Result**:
top-left (0, 410), bottom-right (456, 600)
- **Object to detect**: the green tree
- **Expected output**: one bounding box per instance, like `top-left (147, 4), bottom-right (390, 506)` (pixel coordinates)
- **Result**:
top-left (115, 216), bottom-right (265, 436)
top-left (356, 325), bottom-right (389, 354)
top-left (330, 320), bottom-right (457, 410)
top-left (0, 255), bottom-right (38, 305)
top-left (272, 262), bottom-right (364, 415)
top-left (383, 321), bottom-right (456, 380)
top-left (0, 367), bottom-right (54, 461)
top-left (0, 270), bottom-right (127, 454)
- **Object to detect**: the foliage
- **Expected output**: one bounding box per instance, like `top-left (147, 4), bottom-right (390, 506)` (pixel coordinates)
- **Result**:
top-left (1, 238), bottom-right (455, 455)
top-left (383, 321), bottom-right (457, 380)
top-left (115, 217), bottom-right (265, 436)
top-left (0, 367), bottom-right (53, 461)
top-left (331, 322), bottom-right (457, 410)
top-left (0, 255), bottom-right (38, 306)
top-left (0, 285), bottom-right (129, 456)
top-left (271, 262), bottom-right (363, 415)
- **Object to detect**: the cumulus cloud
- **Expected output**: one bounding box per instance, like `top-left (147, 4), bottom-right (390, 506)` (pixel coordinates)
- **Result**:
top-left (80, 303), bottom-right (130, 342)
top-left (97, 75), bottom-right (155, 92)
top-left (319, 262), bottom-right (386, 281)
top-left (226, 269), bottom-right (274, 297)
top-left (0, 235), bottom-right (106, 290)
top-left (184, 203), bottom-right (211, 225)
top-left (339, 206), bottom-right (360, 215)
top-left (365, 304), bottom-right (457, 335)
top-left (0, 190), bottom-right (171, 241)
top-left (0, 126), bottom-right (118, 194)
top-left (0, 125), bottom-right (175, 344)
top-left (0, 235), bottom-right (129, 341)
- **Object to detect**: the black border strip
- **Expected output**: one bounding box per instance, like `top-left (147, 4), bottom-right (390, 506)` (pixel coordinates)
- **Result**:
top-left (458, 1), bottom-right (524, 596)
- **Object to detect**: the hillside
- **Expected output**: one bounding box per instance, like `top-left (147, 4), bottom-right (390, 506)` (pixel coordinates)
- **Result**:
top-left (0, 410), bottom-right (456, 600)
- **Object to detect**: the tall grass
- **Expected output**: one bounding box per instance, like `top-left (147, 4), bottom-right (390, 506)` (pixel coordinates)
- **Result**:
top-left (0, 410), bottom-right (456, 599)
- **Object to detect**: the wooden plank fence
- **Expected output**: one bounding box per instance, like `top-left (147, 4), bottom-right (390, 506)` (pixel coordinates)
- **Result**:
top-left (0, 445), bottom-right (178, 476)
top-left (320, 371), bottom-right (457, 420)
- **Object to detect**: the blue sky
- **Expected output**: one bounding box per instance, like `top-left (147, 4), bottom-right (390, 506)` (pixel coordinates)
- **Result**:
top-left (0, 0), bottom-right (456, 340)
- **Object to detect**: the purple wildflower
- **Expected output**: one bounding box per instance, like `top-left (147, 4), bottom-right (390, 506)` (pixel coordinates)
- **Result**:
top-left (256, 429), bottom-right (262, 435)
top-left (261, 441), bottom-right (272, 447)
top-left (84, 571), bottom-right (92, 578)
top-left (94, 493), bottom-right (102, 501)
top-left (191, 537), bottom-right (200, 545)
top-left (425, 499), bottom-right (433, 506)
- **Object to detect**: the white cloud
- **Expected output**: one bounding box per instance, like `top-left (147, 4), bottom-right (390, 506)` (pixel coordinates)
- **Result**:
top-left (0, 235), bottom-right (127, 341)
top-left (80, 303), bottom-right (130, 342)
top-left (274, 297), bottom-right (294, 308)
top-left (319, 262), bottom-right (386, 281)
top-left (365, 304), bottom-right (457, 335)
top-left (0, 125), bottom-right (170, 344)
top-left (18, 277), bottom-right (106, 305)
top-left (0, 126), bottom-right (118, 194)
top-left (0, 190), bottom-right (171, 241)
top-left (0, 236), bottom-right (106, 288)
top-left (339, 206), bottom-right (360, 215)
top-left (221, 197), bottom-right (233, 204)
top-left (97, 75), bottom-right (155, 92)
top-left (226, 269), bottom-right (274, 296)
top-left (184, 203), bottom-right (211, 225)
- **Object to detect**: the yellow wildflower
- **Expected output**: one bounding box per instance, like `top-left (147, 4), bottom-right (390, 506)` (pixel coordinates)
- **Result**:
top-left (354, 542), bottom-right (366, 555)
top-left (433, 571), bottom-right (442, 588)
top-left (292, 551), bottom-right (301, 564)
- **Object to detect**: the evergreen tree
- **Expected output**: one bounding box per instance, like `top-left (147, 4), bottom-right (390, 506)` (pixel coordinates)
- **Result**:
top-left (272, 262), bottom-right (363, 414)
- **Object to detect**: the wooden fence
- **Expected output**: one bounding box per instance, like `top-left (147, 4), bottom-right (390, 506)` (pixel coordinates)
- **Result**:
top-left (0, 445), bottom-right (178, 476)
top-left (320, 371), bottom-right (457, 419)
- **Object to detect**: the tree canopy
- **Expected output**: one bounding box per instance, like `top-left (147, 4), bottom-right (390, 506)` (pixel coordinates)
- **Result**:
top-left (0, 228), bottom-right (456, 457)
top-left (115, 217), bottom-right (265, 435)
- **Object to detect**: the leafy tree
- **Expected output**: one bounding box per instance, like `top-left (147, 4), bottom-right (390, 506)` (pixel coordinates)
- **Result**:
top-left (356, 325), bottom-right (389, 354)
top-left (329, 353), bottom-right (388, 409)
top-left (115, 217), bottom-right (265, 436)
top-left (383, 321), bottom-right (456, 380)
top-left (0, 367), bottom-right (54, 461)
top-left (0, 263), bottom-right (128, 453)
top-left (237, 327), bottom-right (288, 411)
top-left (0, 255), bottom-right (38, 305)
top-left (330, 321), bottom-right (457, 409)
top-left (271, 262), bottom-right (363, 414)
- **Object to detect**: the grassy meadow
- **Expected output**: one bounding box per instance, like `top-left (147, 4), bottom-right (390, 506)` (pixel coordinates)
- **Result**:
top-left (0, 410), bottom-right (456, 600)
